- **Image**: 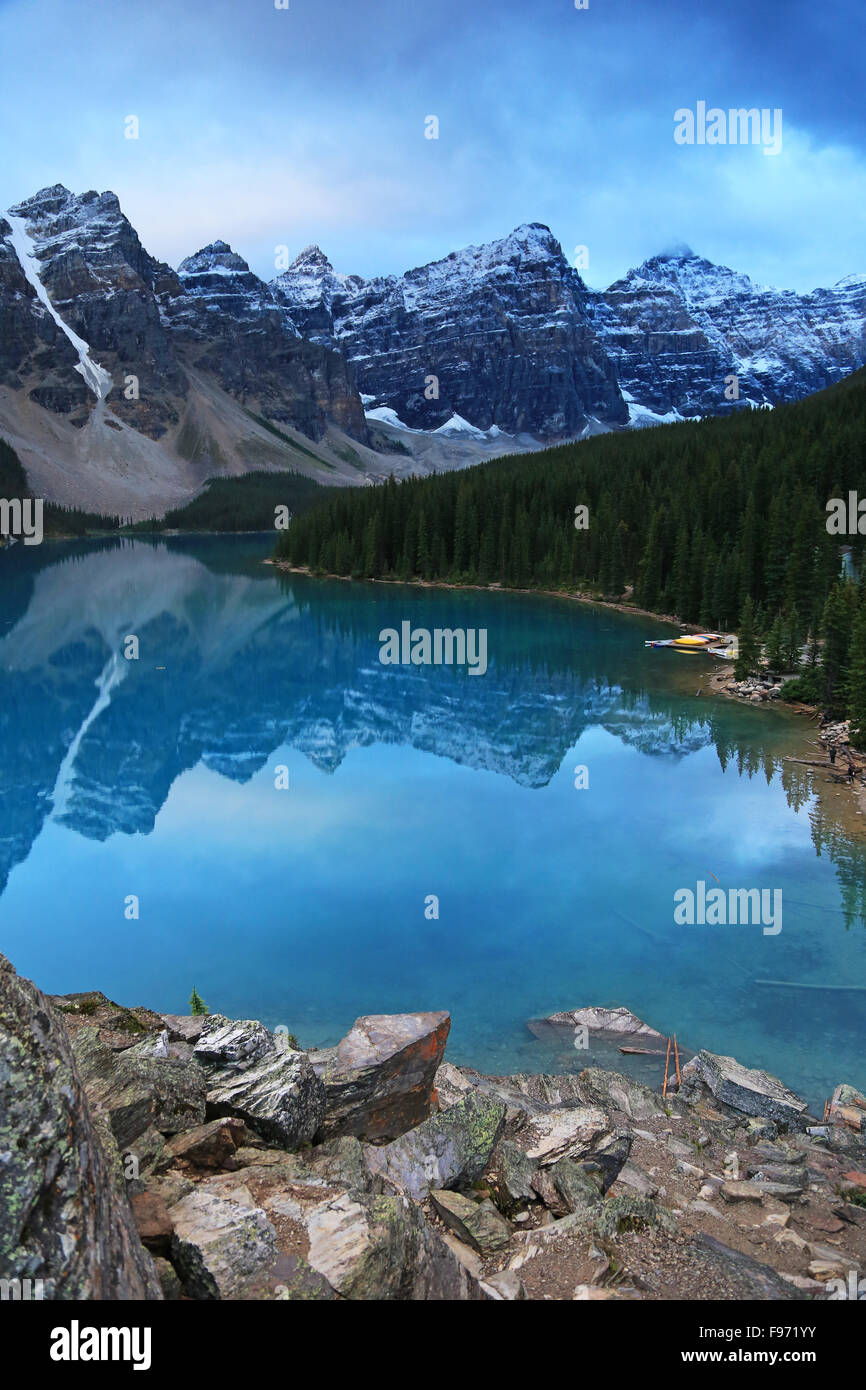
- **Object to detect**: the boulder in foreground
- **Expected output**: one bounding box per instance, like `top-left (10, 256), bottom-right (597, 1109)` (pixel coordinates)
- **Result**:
top-left (310, 1010), bottom-right (451, 1142)
top-left (169, 1189), bottom-right (278, 1299)
top-left (194, 1015), bottom-right (326, 1148)
top-left (0, 954), bottom-right (162, 1299)
top-left (305, 1189), bottom-right (489, 1299)
top-left (71, 1026), bottom-right (207, 1149)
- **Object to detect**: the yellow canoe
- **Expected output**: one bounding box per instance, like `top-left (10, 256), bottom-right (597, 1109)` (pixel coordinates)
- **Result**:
top-left (671, 633), bottom-right (721, 650)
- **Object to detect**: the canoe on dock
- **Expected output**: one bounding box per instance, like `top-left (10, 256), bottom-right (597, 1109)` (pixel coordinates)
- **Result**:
top-left (644, 633), bottom-right (733, 653)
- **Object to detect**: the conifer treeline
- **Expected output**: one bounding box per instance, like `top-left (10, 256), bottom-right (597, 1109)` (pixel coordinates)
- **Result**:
top-left (277, 369), bottom-right (866, 729)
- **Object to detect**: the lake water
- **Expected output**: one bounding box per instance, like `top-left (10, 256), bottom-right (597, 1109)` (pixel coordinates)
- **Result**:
top-left (1, 534), bottom-right (864, 1113)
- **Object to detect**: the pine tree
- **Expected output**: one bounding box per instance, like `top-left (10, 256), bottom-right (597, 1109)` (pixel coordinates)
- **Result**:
top-left (609, 522), bottom-right (627, 598)
top-left (671, 521), bottom-right (691, 618)
top-left (453, 483), bottom-right (471, 576)
top-left (635, 511), bottom-right (663, 609)
top-left (782, 609), bottom-right (802, 673)
top-left (820, 582), bottom-right (855, 715)
top-left (764, 615), bottom-right (785, 675)
top-left (416, 509), bottom-right (432, 580)
top-left (189, 987), bottom-right (209, 1017)
top-left (734, 596), bottom-right (760, 678)
top-left (847, 594), bottom-right (866, 749)
top-left (363, 511), bottom-right (382, 578)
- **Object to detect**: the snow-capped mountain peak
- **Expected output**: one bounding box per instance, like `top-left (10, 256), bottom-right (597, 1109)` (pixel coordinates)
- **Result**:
top-left (178, 241), bottom-right (251, 277)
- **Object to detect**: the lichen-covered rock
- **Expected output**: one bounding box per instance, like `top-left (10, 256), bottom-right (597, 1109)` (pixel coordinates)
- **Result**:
top-left (592, 1194), bottom-right (678, 1241)
top-left (687, 1233), bottom-right (809, 1300)
top-left (49, 990), bottom-right (166, 1047)
top-left (311, 1011), bottom-right (450, 1142)
top-left (307, 1136), bottom-right (382, 1193)
top-left (304, 1190), bottom-right (490, 1300)
top-left (577, 1067), bottom-right (673, 1122)
top-left (681, 1052), bottom-right (810, 1131)
top-left (531, 1157), bottom-right (605, 1216)
top-left (71, 1025), bottom-right (207, 1149)
top-left (241, 1253), bottom-right (337, 1301)
top-left (365, 1092), bottom-right (507, 1201)
top-left (0, 953), bottom-right (162, 1299)
top-left (435, 1064), bottom-right (588, 1117)
top-left (168, 1189), bottom-right (278, 1299)
top-left (429, 1189), bottom-right (512, 1255)
top-left (486, 1138), bottom-right (539, 1215)
top-left (586, 1130), bottom-right (633, 1192)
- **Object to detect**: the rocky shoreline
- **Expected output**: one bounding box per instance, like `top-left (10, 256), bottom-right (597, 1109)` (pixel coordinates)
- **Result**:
top-left (2, 953), bottom-right (864, 1302)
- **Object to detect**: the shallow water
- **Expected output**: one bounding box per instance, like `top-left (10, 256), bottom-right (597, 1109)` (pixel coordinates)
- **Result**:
top-left (1, 534), bottom-right (864, 1112)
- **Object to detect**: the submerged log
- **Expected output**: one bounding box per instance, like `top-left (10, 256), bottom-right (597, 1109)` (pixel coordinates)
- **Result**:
top-left (755, 979), bottom-right (866, 993)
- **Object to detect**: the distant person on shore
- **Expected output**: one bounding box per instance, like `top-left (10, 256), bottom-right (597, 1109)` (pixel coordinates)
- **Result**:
top-left (829, 744), bottom-right (837, 765)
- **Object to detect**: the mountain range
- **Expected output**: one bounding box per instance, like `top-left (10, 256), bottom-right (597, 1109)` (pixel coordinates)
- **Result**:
top-left (1, 184), bottom-right (864, 518)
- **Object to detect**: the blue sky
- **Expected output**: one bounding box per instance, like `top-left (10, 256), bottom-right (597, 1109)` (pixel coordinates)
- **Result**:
top-left (1, 0), bottom-right (863, 291)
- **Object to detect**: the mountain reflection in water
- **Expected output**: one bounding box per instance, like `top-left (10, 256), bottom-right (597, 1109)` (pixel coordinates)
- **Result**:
top-left (0, 535), bottom-right (863, 1111)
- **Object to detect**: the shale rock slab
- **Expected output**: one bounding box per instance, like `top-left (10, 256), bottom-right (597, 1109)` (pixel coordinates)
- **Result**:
top-left (311, 1010), bottom-right (450, 1142)
top-left (195, 1015), bottom-right (325, 1149)
top-left (430, 1189), bottom-right (512, 1254)
top-left (682, 1051), bottom-right (810, 1131)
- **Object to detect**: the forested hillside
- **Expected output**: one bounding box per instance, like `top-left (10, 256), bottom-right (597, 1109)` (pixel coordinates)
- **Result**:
top-left (277, 369), bottom-right (866, 731)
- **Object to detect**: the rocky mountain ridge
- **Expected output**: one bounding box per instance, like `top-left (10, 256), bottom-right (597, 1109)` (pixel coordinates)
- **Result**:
top-left (0, 186), bottom-right (385, 517)
top-left (273, 223), bottom-right (628, 436)
top-left (591, 250), bottom-right (866, 424)
top-left (1, 183), bottom-right (864, 514)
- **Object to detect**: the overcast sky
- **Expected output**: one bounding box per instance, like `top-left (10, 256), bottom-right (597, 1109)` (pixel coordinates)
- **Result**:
top-left (1, 0), bottom-right (863, 291)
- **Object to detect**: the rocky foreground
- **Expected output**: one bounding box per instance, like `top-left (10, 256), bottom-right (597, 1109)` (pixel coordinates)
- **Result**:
top-left (1, 954), bottom-right (864, 1301)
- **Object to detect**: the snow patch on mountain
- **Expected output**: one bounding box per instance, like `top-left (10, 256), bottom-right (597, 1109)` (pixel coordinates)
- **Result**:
top-left (5, 211), bottom-right (112, 400)
top-left (365, 402), bottom-right (516, 443)
top-left (621, 389), bottom-right (688, 428)
top-left (365, 405), bottom-right (412, 430)
top-left (433, 413), bottom-right (488, 438)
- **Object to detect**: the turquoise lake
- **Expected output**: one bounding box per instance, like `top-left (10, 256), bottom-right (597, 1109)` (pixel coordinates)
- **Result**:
top-left (1, 533), bottom-right (864, 1112)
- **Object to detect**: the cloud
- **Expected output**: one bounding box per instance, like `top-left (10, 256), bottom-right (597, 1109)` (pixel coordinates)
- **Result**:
top-left (1, 0), bottom-right (862, 290)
